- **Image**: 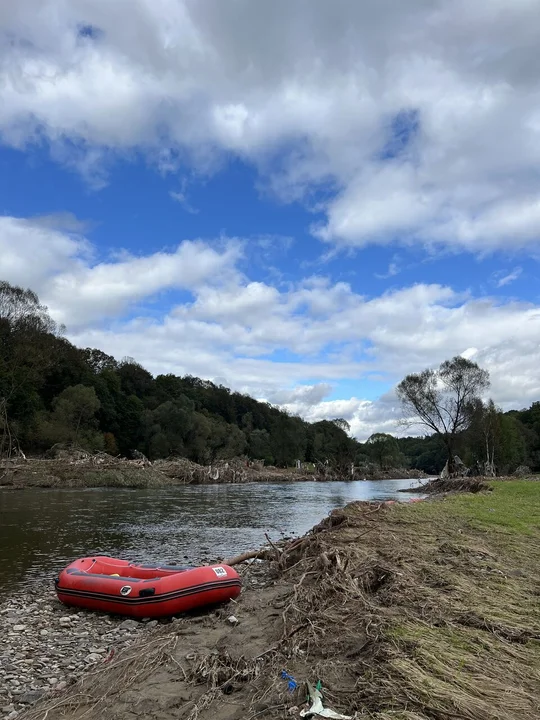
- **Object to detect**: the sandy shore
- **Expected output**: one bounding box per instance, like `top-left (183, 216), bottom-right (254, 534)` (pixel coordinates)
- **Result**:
top-left (5, 480), bottom-right (539, 720)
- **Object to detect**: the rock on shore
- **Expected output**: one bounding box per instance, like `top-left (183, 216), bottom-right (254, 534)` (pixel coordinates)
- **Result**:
top-left (0, 588), bottom-right (157, 717)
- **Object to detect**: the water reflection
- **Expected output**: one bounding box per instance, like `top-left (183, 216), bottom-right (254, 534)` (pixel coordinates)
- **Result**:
top-left (0, 479), bottom-right (424, 593)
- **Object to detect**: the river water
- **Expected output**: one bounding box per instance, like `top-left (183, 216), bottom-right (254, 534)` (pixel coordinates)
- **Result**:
top-left (0, 479), bottom-right (424, 594)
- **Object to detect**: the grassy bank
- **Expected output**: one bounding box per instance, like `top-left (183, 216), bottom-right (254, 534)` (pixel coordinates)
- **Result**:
top-left (381, 481), bottom-right (539, 719)
top-left (19, 481), bottom-right (539, 720)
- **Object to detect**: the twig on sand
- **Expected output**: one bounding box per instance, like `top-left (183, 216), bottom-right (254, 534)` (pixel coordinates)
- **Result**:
top-left (264, 532), bottom-right (282, 561)
top-left (246, 704), bottom-right (287, 719)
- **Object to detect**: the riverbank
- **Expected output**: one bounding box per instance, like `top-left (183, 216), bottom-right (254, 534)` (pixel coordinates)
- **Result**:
top-left (0, 590), bottom-right (148, 712)
top-left (0, 563), bottom-right (269, 718)
top-left (0, 456), bottom-right (312, 489)
top-left (404, 473), bottom-right (540, 496)
top-left (0, 455), bottom-right (427, 489)
top-left (6, 479), bottom-right (539, 720)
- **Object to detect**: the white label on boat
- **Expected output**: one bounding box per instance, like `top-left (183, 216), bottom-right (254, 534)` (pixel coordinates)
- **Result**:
top-left (120, 585), bottom-right (132, 596)
top-left (212, 567), bottom-right (227, 577)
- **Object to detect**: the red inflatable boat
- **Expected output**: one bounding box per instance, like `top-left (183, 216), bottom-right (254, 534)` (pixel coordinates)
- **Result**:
top-left (55, 556), bottom-right (241, 619)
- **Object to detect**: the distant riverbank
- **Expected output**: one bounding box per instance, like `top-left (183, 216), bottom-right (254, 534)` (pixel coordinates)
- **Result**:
top-left (0, 455), bottom-right (428, 489)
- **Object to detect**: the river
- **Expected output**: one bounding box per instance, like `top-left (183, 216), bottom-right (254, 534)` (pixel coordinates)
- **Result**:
top-left (0, 479), bottom-right (424, 594)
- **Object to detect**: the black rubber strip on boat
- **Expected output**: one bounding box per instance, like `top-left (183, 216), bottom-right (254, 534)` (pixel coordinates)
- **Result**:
top-left (56, 578), bottom-right (241, 605)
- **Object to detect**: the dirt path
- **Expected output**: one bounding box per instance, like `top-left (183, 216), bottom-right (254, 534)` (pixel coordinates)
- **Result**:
top-left (16, 482), bottom-right (540, 720)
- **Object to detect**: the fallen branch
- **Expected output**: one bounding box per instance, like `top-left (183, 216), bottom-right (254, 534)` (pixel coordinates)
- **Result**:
top-left (224, 549), bottom-right (270, 566)
top-left (225, 534), bottom-right (304, 566)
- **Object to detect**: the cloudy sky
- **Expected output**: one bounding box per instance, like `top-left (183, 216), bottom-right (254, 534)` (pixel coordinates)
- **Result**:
top-left (1, 0), bottom-right (540, 439)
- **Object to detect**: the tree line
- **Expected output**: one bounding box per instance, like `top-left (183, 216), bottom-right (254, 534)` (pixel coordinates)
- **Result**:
top-left (0, 281), bottom-right (357, 468)
top-left (1, 280), bottom-right (539, 475)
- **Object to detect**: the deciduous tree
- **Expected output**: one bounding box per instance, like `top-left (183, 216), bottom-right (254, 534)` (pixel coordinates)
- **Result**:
top-left (51, 385), bottom-right (101, 445)
top-left (366, 432), bottom-right (403, 469)
top-left (396, 356), bottom-right (490, 474)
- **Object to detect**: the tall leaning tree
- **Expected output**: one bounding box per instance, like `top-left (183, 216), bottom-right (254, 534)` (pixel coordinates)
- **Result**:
top-left (396, 356), bottom-right (490, 475)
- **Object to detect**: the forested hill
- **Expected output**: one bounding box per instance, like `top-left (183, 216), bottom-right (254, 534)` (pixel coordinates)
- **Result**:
top-left (1, 280), bottom-right (539, 474)
top-left (0, 281), bottom-right (358, 467)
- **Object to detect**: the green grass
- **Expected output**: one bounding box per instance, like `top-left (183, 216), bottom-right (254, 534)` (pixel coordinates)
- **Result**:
top-left (382, 480), bottom-right (540, 719)
top-left (405, 480), bottom-right (540, 536)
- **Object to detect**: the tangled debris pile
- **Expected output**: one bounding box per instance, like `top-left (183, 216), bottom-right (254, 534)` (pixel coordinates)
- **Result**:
top-left (155, 457), bottom-right (255, 484)
top-left (1, 449), bottom-right (316, 489)
top-left (152, 457), bottom-right (210, 484)
top-left (133, 456), bottom-right (316, 485)
top-left (2, 444), bottom-right (433, 490)
top-left (405, 475), bottom-right (493, 495)
top-left (0, 445), bottom-right (168, 489)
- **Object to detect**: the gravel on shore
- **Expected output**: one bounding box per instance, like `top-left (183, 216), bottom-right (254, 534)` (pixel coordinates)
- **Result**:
top-left (0, 589), bottom-right (159, 718)
top-left (0, 561), bottom-right (269, 720)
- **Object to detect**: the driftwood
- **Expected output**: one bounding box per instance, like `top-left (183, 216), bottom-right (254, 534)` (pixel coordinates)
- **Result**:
top-left (405, 475), bottom-right (491, 495)
top-left (224, 549), bottom-right (270, 566)
top-left (224, 535), bottom-right (308, 567)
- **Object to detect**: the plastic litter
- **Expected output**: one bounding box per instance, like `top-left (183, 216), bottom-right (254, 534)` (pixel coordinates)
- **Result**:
top-left (281, 670), bottom-right (298, 693)
top-left (299, 681), bottom-right (353, 719)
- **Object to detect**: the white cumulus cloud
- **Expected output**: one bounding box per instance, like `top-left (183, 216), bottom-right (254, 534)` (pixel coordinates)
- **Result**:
top-left (0, 215), bottom-right (241, 328)
top-left (2, 1), bottom-right (540, 253)
top-left (2, 215), bottom-right (539, 437)
top-left (10, 214), bottom-right (540, 436)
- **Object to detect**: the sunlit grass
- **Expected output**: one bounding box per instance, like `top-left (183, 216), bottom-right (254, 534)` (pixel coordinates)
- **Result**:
top-left (402, 480), bottom-right (540, 536)
top-left (380, 480), bottom-right (540, 719)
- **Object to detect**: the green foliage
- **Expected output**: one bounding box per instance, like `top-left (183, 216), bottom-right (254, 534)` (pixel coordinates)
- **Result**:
top-left (0, 280), bottom-right (60, 335)
top-left (497, 414), bottom-right (528, 473)
top-left (331, 418), bottom-right (351, 433)
top-left (306, 419), bottom-right (356, 473)
top-left (508, 402), bottom-right (540, 469)
top-left (36, 384), bottom-right (103, 451)
top-left (395, 434), bottom-right (445, 474)
top-left (1, 281), bottom-right (540, 475)
top-left (461, 399), bottom-right (529, 475)
top-left (397, 356), bottom-right (490, 471)
top-left (248, 428), bottom-right (273, 464)
top-left (53, 384), bottom-right (101, 430)
top-left (366, 432), bottom-right (405, 469)
top-left (0, 289), bottom-right (275, 462)
top-left (103, 432), bottom-right (119, 455)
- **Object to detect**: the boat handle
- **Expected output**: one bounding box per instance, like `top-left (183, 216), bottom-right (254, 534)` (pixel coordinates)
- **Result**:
top-left (139, 588), bottom-right (156, 597)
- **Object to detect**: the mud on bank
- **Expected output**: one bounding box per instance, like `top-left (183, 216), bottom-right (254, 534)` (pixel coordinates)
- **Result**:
top-left (13, 481), bottom-right (540, 720)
